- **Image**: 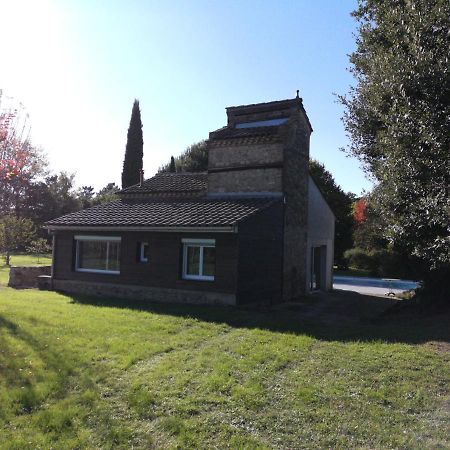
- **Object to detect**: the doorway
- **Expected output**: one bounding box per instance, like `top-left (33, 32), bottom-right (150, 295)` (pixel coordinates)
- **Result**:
top-left (310, 245), bottom-right (326, 291)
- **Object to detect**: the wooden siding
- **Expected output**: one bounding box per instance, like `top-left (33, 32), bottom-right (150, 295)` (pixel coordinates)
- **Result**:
top-left (53, 230), bottom-right (238, 294)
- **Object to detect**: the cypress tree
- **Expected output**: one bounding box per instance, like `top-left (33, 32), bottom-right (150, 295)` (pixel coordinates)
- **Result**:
top-left (121, 99), bottom-right (143, 188)
top-left (169, 156), bottom-right (176, 173)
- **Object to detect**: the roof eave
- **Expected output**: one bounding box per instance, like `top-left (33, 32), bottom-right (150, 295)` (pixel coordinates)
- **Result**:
top-left (45, 225), bottom-right (238, 233)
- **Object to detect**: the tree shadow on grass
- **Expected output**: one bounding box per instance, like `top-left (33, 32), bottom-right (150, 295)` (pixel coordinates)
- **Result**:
top-left (0, 314), bottom-right (84, 414)
top-left (67, 289), bottom-right (450, 345)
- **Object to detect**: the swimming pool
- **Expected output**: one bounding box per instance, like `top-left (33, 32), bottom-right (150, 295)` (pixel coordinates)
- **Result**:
top-left (333, 276), bottom-right (418, 291)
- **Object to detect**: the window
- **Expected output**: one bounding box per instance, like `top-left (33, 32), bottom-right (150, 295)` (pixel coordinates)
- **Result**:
top-left (235, 118), bottom-right (288, 129)
top-left (75, 235), bottom-right (121, 274)
top-left (139, 242), bottom-right (149, 263)
top-left (182, 238), bottom-right (215, 281)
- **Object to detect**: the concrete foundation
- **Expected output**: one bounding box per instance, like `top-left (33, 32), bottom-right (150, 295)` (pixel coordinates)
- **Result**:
top-left (52, 279), bottom-right (236, 306)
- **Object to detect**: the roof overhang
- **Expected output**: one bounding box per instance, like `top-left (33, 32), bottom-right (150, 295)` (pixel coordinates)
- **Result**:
top-left (46, 225), bottom-right (238, 233)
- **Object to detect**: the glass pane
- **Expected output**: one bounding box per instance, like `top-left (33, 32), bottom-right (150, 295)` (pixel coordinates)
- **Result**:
top-left (108, 242), bottom-right (120, 271)
top-left (202, 246), bottom-right (215, 277)
top-left (78, 241), bottom-right (107, 270)
top-left (186, 246), bottom-right (200, 276)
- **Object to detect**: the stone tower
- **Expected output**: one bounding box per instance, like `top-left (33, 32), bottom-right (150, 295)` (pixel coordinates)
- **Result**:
top-left (208, 96), bottom-right (312, 299)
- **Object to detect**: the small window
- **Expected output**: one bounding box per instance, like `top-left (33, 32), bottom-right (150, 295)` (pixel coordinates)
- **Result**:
top-left (139, 242), bottom-right (149, 263)
top-left (75, 235), bottom-right (121, 274)
top-left (235, 118), bottom-right (288, 129)
top-left (182, 239), bottom-right (215, 281)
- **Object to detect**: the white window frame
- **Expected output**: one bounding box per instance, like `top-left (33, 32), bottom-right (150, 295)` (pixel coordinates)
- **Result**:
top-left (139, 242), bottom-right (149, 263)
top-left (75, 235), bottom-right (121, 275)
top-left (182, 238), bottom-right (215, 281)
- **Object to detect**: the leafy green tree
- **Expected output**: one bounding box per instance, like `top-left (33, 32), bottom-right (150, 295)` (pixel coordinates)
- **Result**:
top-left (122, 99), bottom-right (143, 188)
top-left (309, 160), bottom-right (355, 267)
top-left (77, 186), bottom-right (95, 209)
top-left (0, 215), bottom-right (36, 265)
top-left (26, 238), bottom-right (51, 263)
top-left (25, 172), bottom-right (81, 232)
top-left (41, 172), bottom-right (81, 219)
top-left (352, 194), bottom-right (387, 251)
top-left (93, 182), bottom-right (120, 205)
top-left (159, 141), bottom-right (208, 173)
top-left (341, 0), bottom-right (450, 303)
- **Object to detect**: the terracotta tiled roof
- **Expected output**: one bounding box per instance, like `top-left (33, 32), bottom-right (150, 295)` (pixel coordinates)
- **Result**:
top-left (121, 172), bottom-right (207, 194)
top-left (45, 197), bottom-right (279, 228)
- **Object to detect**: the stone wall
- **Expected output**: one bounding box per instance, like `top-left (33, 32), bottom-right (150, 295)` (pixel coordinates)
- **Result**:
top-left (208, 167), bottom-right (283, 193)
top-left (281, 111), bottom-right (311, 300)
top-left (207, 141), bottom-right (284, 194)
top-left (8, 266), bottom-right (51, 288)
top-left (52, 279), bottom-right (236, 306)
top-left (208, 143), bottom-right (283, 169)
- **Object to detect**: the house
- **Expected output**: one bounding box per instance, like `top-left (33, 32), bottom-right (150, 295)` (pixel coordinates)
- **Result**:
top-left (45, 96), bottom-right (334, 305)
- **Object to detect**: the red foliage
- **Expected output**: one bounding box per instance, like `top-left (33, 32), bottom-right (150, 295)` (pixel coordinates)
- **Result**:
top-left (353, 198), bottom-right (367, 225)
top-left (0, 112), bottom-right (31, 182)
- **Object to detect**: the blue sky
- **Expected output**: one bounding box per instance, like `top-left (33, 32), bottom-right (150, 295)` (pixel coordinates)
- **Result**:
top-left (0, 0), bottom-right (373, 194)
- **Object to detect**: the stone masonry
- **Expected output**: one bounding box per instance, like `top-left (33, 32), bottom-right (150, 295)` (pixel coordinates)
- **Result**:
top-left (281, 109), bottom-right (311, 299)
top-left (208, 96), bottom-right (312, 300)
top-left (8, 266), bottom-right (51, 288)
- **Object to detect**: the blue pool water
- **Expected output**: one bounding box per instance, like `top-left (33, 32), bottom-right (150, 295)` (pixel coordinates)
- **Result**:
top-left (334, 276), bottom-right (418, 291)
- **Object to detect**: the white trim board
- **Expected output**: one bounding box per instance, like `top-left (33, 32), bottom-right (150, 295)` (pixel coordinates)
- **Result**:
top-left (181, 238), bottom-right (215, 245)
top-left (74, 235), bottom-right (121, 242)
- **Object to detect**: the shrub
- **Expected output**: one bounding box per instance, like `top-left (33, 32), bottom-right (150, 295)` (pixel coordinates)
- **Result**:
top-left (344, 247), bottom-right (418, 279)
top-left (343, 248), bottom-right (374, 272)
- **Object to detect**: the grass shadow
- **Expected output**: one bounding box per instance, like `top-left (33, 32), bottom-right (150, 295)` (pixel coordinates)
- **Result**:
top-left (0, 314), bottom-right (87, 414)
top-left (67, 289), bottom-right (450, 345)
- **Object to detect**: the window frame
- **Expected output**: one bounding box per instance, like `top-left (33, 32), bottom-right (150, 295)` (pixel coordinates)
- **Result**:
top-left (182, 238), bottom-right (215, 281)
top-left (139, 242), bottom-right (149, 263)
top-left (74, 235), bottom-right (121, 275)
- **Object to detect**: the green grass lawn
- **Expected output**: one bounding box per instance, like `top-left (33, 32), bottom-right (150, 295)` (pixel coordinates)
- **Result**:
top-left (0, 259), bottom-right (449, 449)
